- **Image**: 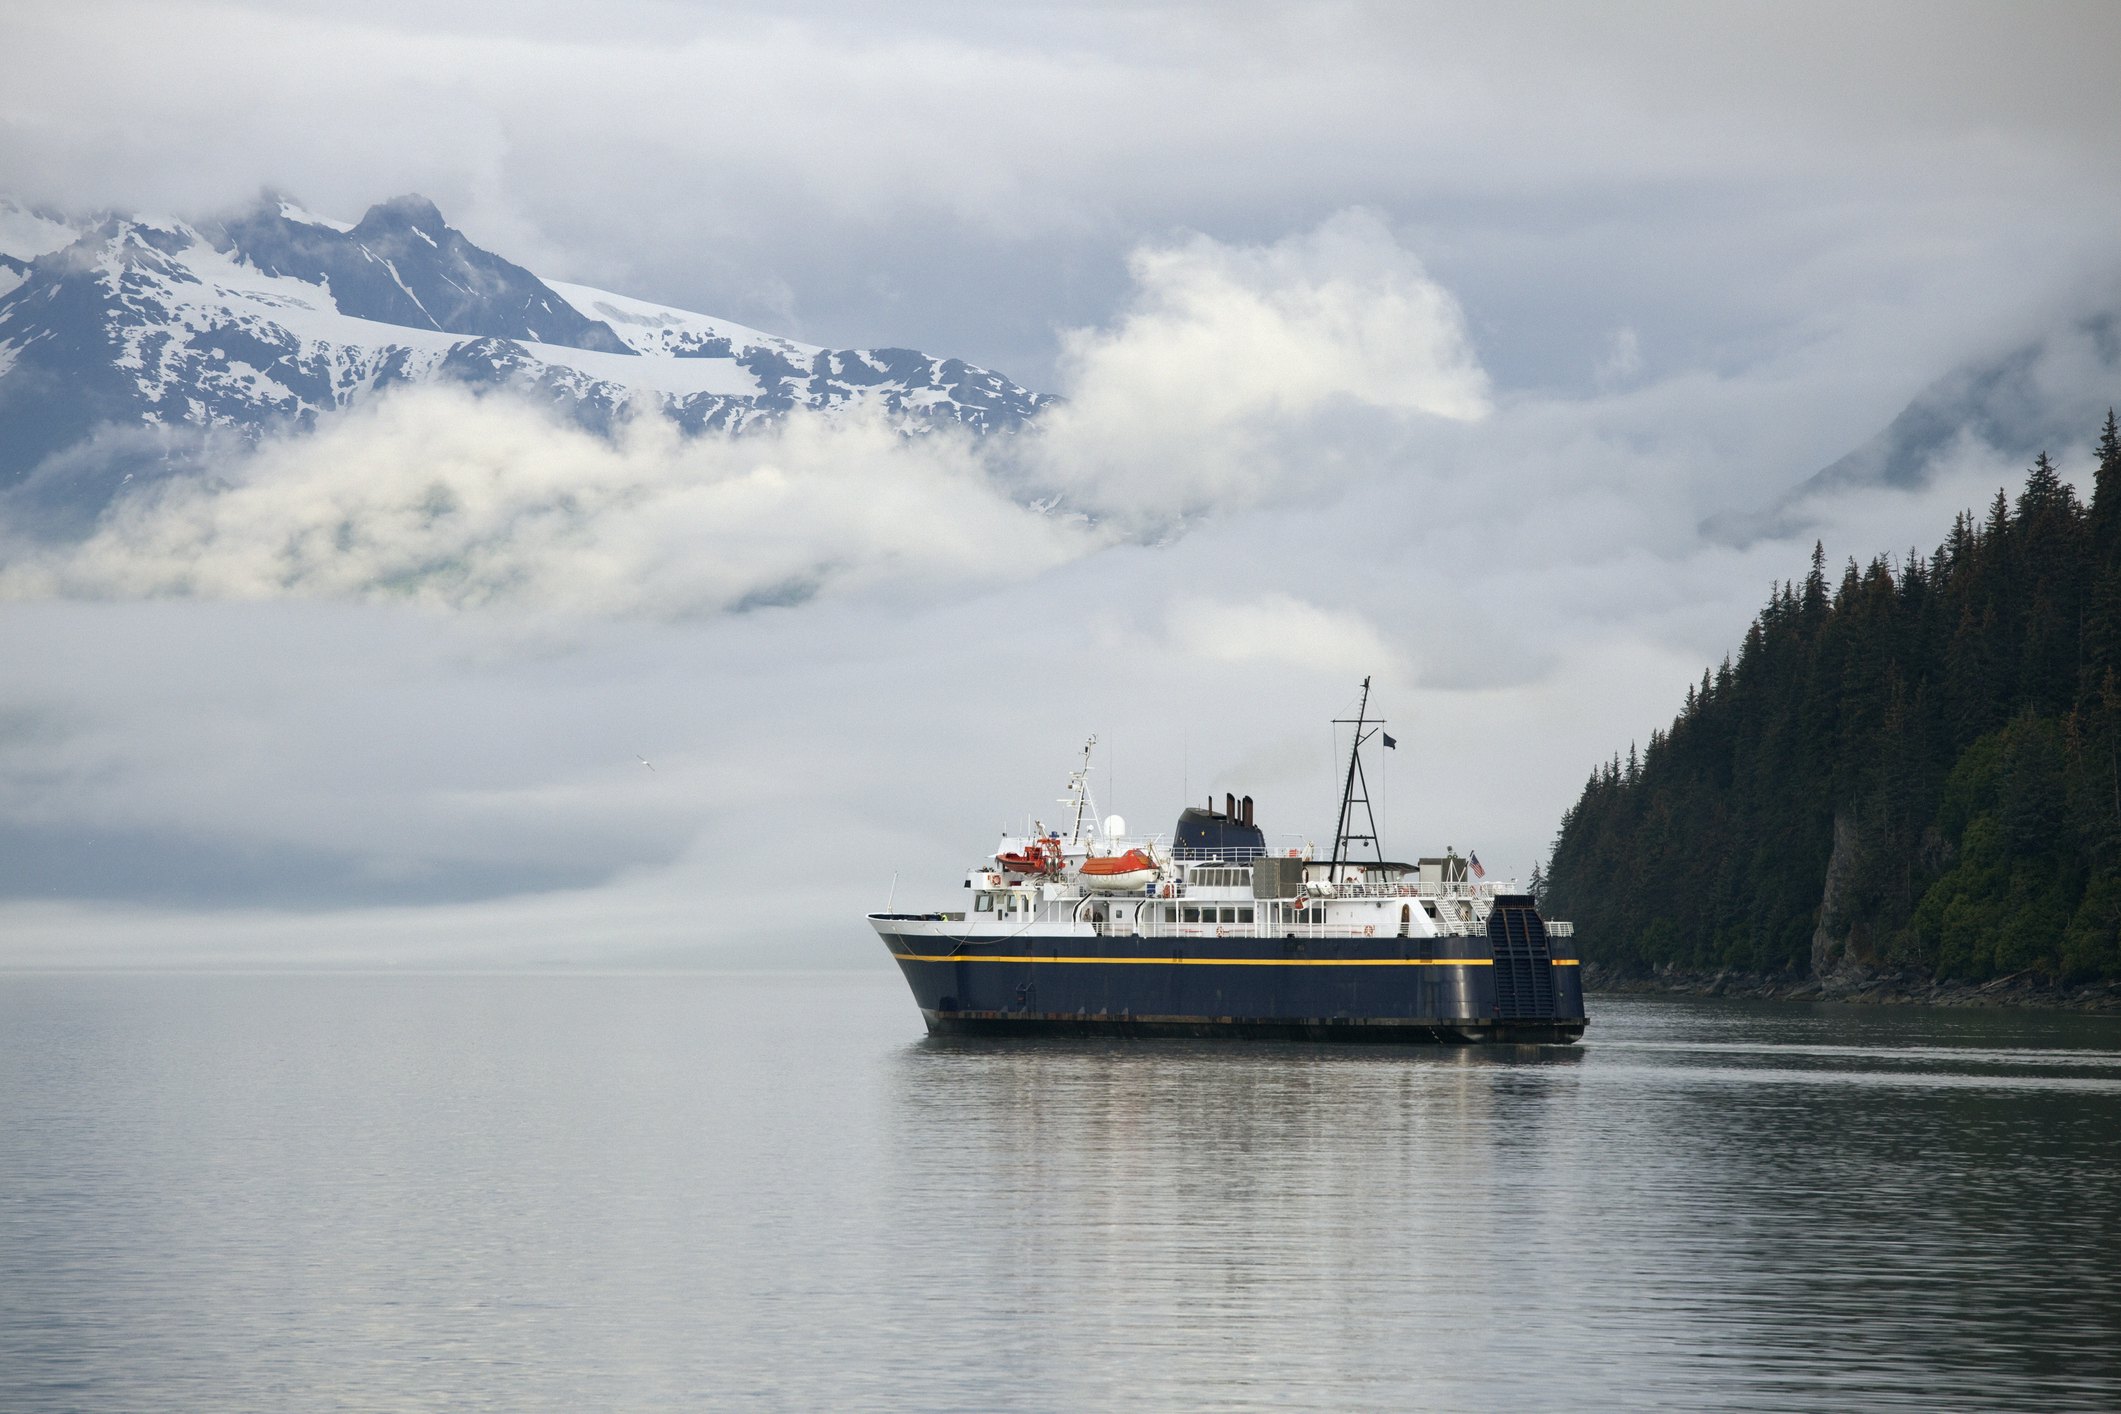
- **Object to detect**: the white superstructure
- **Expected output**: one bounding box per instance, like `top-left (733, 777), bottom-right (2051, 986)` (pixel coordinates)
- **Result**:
top-left (891, 736), bottom-right (1559, 949)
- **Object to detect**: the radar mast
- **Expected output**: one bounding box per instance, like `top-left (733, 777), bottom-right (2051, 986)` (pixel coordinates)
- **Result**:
top-left (1331, 678), bottom-right (1386, 865)
top-left (1062, 735), bottom-right (1102, 843)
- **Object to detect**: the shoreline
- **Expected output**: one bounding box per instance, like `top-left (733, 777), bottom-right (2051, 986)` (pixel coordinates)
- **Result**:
top-left (1585, 963), bottom-right (2121, 1013)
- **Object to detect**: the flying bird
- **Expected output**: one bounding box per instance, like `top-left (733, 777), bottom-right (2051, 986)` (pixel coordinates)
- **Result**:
top-left (636, 755), bottom-right (655, 771)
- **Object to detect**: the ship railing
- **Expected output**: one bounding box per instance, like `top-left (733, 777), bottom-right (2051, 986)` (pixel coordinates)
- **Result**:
top-left (1167, 846), bottom-right (1272, 862)
top-left (1321, 881), bottom-right (1422, 899)
top-left (1119, 890), bottom-right (1484, 932)
top-left (1131, 920), bottom-right (1448, 941)
top-left (1412, 881), bottom-right (1504, 902)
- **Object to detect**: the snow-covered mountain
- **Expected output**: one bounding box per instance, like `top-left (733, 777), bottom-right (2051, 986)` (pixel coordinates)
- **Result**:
top-left (0, 192), bottom-right (1053, 505)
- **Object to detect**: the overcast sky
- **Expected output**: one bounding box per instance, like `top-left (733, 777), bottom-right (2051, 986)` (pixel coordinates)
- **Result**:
top-left (2, 1), bottom-right (2119, 965)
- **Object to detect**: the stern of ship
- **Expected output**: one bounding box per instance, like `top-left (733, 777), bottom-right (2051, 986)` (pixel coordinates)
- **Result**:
top-left (1449, 894), bottom-right (1585, 1043)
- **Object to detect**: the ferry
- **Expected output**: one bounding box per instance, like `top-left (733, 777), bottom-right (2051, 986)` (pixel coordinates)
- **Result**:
top-left (869, 680), bottom-right (1586, 1043)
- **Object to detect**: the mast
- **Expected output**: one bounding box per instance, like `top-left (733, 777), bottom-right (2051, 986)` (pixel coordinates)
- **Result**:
top-left (1063, 735), bottom-right (1100, 843)
top-left (1330, 678), bottom-right (1385, 865)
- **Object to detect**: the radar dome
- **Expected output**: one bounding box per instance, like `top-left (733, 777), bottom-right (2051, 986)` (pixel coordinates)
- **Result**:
top-left (1102, 814), bottom-right (1126, 838)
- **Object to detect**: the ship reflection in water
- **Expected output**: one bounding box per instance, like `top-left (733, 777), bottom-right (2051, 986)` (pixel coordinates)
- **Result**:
top-left (886, 998), bottom-right (2121, 1411)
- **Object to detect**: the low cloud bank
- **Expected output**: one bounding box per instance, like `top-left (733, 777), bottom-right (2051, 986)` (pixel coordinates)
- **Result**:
top-left (0, 395), bottom-right (1089, 616)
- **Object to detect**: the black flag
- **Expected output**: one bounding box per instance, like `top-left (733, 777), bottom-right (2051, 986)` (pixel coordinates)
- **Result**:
top-left (1382, 732), bottom-right (1397, 749)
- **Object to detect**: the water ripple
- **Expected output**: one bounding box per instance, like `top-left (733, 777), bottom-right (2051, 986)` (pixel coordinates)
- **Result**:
top-left (0, 975), bottom-right (2116, 1412)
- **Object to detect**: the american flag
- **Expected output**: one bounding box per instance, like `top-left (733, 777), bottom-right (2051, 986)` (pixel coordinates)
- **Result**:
top-left (1468, 851), bottom-right (1485, 879)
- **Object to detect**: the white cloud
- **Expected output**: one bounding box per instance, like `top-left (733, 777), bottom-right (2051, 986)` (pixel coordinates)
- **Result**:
top-left (1596, 327), bottom-right (1643, 388)
top-left (0, 388), bottom-right (1098, 616)
top-left (1028, 211), bottom-right (1490, 522)
top-left (1165, 593), bottom-right (1406, 684)
top-left (1060, 211), bottom-right (1490, 424)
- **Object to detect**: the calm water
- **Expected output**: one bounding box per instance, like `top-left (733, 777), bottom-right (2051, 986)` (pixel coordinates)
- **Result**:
top-left (2, 972), bottom-right (2118, 1412)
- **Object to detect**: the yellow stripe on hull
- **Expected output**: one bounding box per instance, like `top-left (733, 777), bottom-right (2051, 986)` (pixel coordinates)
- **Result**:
top-left (894, 952), bottom-right (1487, 967)
top-left (890, 951), bottom-right (1578, 968)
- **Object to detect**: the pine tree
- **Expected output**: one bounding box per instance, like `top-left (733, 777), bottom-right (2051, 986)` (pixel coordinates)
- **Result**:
top-left (1803, 541), bottom-right (1829, 622)
top-left (2019, 450), bottom-right (2064, 520)
top-left (2092, 409), bottom-right (2121, 556)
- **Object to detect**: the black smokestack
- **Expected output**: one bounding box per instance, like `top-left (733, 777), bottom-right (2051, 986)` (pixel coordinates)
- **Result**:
top-left (1242, 795), bottom-right (1254, 827)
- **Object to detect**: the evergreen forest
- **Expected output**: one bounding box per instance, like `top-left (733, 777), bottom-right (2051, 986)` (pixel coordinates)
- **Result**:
top-left (1544, 411), bottom-right (2121, 984)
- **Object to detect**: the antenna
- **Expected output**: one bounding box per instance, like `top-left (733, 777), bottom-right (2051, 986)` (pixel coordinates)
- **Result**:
top-left (1062, 735), bottom-right (1101, 843)
top-left (1330, 677), bottom-right (1386, 865)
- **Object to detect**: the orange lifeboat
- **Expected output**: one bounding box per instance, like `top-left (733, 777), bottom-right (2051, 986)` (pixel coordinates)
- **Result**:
top-left (997, 836), bottom-right (1064, 876)
top-left (1078, 848), bottom-right (1158, 893)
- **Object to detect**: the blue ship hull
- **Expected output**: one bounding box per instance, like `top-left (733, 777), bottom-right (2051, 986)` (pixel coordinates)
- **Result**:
top-left (875, 901), bottom-right (1585, 1045)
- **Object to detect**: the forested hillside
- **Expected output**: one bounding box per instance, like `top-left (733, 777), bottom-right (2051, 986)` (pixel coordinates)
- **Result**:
top-left (1546, 412), bottom-right (2121, 984)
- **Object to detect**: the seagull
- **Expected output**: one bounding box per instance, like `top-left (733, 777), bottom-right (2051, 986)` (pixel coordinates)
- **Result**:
top-left (636, 755), bottom-right (655, 771)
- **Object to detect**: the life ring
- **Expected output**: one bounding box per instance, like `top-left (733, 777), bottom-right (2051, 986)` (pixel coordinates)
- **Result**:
top-left (986, 873), bottom-right (1001, 886)
top-left (1292, 895), bottom-right (1307, 911)
top-left (1363, 924), bottom-right (1375, 937)
top-left (1216, 926), bottom-right (1229, 938)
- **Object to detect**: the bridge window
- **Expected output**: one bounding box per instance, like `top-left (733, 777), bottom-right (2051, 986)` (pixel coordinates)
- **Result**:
top-left (975, 893), bottom-right (993, 912)
top-left (1239, 907), bottom-right (1254, 924)
top-left (1182, 906), bottom-right (1200, 923)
